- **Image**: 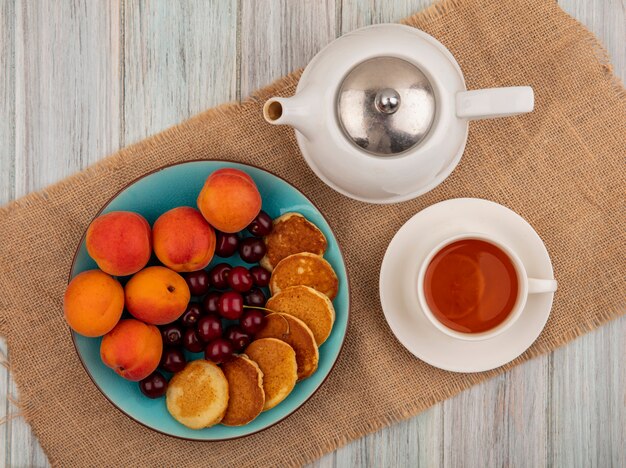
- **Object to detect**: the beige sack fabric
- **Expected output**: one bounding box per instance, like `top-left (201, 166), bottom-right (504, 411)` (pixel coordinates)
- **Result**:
top-left (0, 0), bottom-right (624, 466)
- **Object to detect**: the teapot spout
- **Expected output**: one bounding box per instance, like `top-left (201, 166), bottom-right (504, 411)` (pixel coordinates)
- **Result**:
top-left (263, 94), bottom-right (314, 139)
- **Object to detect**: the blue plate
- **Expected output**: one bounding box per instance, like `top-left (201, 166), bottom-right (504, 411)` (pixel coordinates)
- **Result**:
top-left (70, 161), bottom-right (349, 440)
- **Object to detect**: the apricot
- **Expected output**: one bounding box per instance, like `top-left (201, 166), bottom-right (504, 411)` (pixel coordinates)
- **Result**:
top-left (153, 207), bottom-right (216, 272)
top-left (211, 167), bottom-right (254, 184)
top-left (100, 319), bottom-right (162, 381)
top-left (63, 270), bottom-right (124, 337)
top-left (86, 211), bottom-right (152, 277)
top-left (125, 266), bottom-right (190, 325)
top-left (197, 168), bottom-right (262, 233)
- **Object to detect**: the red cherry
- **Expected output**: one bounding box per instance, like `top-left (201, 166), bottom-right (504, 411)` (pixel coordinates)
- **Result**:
top-left (160, 348), bottom-right (186, 373)
top-left (238, 237), bottom-right (267, 263)
top-left (215, 232), bottom-right (239, 257)
top-left (249, 265), bottom-right (271, 287)
top-left (180, 302), bottom-right (202, 328)
top-left (202, 291), bottom-right (221, 314)
top-left (240, 309), bottom-right (265, 334)
top-left (182, 270), bottom-right (210, 296)
top-left (209, 263), bottom-right (232, 289)
top-left (160, 323), bottom-right (183, 347)
top-left (247, 211), bottom-right (273, 237)
top-left (244, 288), bottom-right (266, 307)
top-left (197, 314), bottom-right (223, 342)
top-left (182, 328), bottom-right (205, 353)
top-left (218, 291), bottom-right (244, 320)
top-left (227, 266), bottom-right (253, 292)
top-left (139, 372), bottom-right (168, 398)
top-left (225, 325), bottom-right (251, 352)
top-left (204, 338), bottom-right (234, 364)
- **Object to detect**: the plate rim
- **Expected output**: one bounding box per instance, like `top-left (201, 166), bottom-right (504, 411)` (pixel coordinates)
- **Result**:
top-left (67, 159), bottom-right (351, 441)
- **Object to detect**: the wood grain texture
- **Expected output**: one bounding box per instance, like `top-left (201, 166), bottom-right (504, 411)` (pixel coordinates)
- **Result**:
top-left (240, 0), bottom-right (337, 98)
top-left (0, 0), bottom-right (15, 206)
top-left (4, 1), bottom-right (122, 466)
top-left (340, 0), bottom-right (433, 30)
top-left (441, 359), bottom-right (549, 467)
top-left (0, 1), bottom-right (624, 467)
top-left (13, 0), bottom-right (121, 197)
top-left (560, 0), bottom-right (625, 82)
top-left (0, 2), bottom-right (15, 464)
top-left (549, 318), bottom-right (626, 468)
top-left (123, 0), bottom-right (237, 144)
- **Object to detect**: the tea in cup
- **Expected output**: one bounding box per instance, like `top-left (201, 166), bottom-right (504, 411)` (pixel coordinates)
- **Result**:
top-left (417, 233), bottom-right (557, 341)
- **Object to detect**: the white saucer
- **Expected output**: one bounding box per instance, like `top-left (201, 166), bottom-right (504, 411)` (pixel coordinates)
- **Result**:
top-left (379, 198), bottom-right (556, 373)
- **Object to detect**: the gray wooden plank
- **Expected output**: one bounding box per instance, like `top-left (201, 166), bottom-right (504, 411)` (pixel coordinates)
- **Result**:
top-left (0, 0), bottom-right (15, 205)
top-left (240, 0), bottom-right (337, 99)
top-left (549, 315), bottom-right (626, 468)
top-left (503, 357), bottom-right (550, 467)
top-left (9, 0), bottom-right (122, 466)
top-left (13, 0), bottom-right (122, 198)
top-left (549, 2), bottom-right (625, 466)
top-left (442, 358), bottom-right (549, 468)
top-left (340, 0), bottom-right (434, 31)
top-left (123, 0), bottom-right (238, 144)
top-left (559, 0), bottom-right (625, 82)
top-left (332, 406), bottom-right (443, 467)
top-left (442, 374), bottom-right (509, 468)
top-left (0, 0), bottom-right (15, 465)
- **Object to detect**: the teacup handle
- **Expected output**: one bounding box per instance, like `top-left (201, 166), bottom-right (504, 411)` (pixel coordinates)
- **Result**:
top-left (527, 278), bottom-right (558, 294)
top-left (456, 87), bottom-right (534, 120)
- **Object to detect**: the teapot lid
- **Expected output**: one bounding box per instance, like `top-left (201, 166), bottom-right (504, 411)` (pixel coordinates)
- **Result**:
top-left (336, 57), bottom-right (436, 156)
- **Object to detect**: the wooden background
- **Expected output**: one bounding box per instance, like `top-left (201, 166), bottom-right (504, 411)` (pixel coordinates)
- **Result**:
top-left (0, 0), bottom-right (624, 466)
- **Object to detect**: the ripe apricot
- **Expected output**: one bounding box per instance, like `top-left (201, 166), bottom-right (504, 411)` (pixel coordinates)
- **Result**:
top-left (100, 319), bottom-right (162, 381)
top-left (86, 211), bottom-right (152, 276)
top-left (63, 270), bottom-right (124, 337)
top-left (125, 266), bottom-right (190, 325)
top-left (153, 207), bottom-right (216, 272)
top-left (197, 168), bottom-right (261, 233)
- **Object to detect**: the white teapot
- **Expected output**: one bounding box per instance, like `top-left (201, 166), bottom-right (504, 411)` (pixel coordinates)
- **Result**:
top-left (263, 24), bottom-right (534, 203)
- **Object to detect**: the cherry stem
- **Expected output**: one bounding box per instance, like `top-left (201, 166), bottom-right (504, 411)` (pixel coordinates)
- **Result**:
top-left (243, 305), bottom-right (275, 314)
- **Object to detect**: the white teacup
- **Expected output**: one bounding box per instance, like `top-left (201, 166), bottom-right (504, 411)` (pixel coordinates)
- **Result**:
top-left (416, 233), bottom-right (557, 341)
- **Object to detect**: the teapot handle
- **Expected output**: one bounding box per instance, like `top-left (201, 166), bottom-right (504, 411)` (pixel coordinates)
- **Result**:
top-left (456, 86), bottom-right (534, 120)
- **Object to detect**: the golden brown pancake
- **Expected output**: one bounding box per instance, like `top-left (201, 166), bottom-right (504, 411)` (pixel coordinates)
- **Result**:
top-left (221, 356), bottom-right (265, 426)
top-left (260, 213), bottom-right (327, 271)
top-left (245, 338), bottom-right (297, 411)
top-left (269, 252), bottom-right (339, 300)
top-left (166, 360), bottom-right (229, 429)
top-left (265, 285), bottom-right (335, 345)
top-left (255, 313), bottom-right (319, 380)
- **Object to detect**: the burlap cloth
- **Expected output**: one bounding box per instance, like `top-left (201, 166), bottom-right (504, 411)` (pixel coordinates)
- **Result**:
top-left (0, 0), bottom-right (624, 466)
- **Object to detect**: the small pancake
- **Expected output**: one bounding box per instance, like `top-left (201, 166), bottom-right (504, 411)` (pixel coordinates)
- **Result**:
top-left (269, 252), bottom-right (338, 300)
top-left (245, 338), bottom-right (297, 411)
top-left (221, 355), bottom-right (265, 426)
top-left (255, 313), bottom-right (319, 380)
top-left (266, 286), bottom-right (335, 345)
top-left (260, 213), bottom-right (327, 271)
top-left (166, 360), bottom-right (229, 429)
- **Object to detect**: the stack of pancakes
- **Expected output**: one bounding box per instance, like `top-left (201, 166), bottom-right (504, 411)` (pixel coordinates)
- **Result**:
top-left (166, 212), bottom-right (339, 429)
